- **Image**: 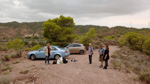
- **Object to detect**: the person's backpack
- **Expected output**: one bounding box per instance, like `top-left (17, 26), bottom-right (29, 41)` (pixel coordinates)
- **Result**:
top-left (63, 58), bottom-right (68, 64)
top-left (53, 60), bottom-right (57, 64)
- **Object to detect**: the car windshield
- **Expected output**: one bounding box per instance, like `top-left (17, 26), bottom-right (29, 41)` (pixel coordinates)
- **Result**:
top-left (39, 47), bottom-right (44, 51)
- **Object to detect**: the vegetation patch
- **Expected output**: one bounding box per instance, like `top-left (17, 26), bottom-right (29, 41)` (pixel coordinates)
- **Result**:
top-left (111, 47), bottom-right (150, 84)
top-left (0, 76), bottom-right (11, 84)
top-left (2, 54), bottom-right (11, 61)
top-left (12, 60), bottom-right (20, 64)
top-left (20, 70), bottom-right (29, 74)
top-left (1, 66), bottom-right (12, 72)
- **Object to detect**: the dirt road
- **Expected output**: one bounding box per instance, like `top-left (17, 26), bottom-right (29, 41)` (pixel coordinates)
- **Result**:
top-left (8, 46), bottom-right (138, 84)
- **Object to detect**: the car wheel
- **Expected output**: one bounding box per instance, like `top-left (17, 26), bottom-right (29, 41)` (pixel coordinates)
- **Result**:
top-left (30, 54), bottom-right (36, 60)
top-left (79, 50), bottom-right (84, 54)
top-left (55, 55), bottom-right (60, 60)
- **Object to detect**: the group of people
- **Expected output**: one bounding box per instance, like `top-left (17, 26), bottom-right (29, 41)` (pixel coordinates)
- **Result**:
top-left (43, 43), bottom-right (110, 69)
top-left (88, 43), bottom-right (109, 69)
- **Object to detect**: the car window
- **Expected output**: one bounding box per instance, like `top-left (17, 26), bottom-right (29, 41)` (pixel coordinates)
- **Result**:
top-left (74, 44), bottom-right (81, 47)
top-left (52, 47), bottom-right (57, 50)
top-left (68, 44), bottom-right (74, 47)
top-left (39, 47), bottom-right (44, 51)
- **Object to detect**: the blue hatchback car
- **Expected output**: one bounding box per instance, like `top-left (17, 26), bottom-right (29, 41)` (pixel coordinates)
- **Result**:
top-left (27, 46), bottom-right (70, 60)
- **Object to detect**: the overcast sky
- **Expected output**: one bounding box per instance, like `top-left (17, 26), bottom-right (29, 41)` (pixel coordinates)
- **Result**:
top-left (0, 0), bottom-right (150, 28)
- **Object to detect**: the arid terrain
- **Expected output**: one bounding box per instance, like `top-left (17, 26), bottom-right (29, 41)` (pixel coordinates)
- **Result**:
top-left (0, 46), bottom-right (142, 84)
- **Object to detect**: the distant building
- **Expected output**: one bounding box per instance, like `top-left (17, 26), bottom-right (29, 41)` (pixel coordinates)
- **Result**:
top-left (24, 34), bottom-right (33, 37)
top-left (24, 34), bottom-right (39, 37)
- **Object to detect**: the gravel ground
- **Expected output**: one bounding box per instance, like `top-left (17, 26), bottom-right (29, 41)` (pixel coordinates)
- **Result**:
top-left (1, 46), bottom-right (140, 84)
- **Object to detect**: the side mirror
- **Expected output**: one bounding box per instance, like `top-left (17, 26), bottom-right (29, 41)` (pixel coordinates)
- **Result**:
top-left (66, 47), bottom-right (69, 49)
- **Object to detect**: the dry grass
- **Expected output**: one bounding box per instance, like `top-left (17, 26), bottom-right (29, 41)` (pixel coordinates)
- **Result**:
top-left (12, 60), bottom-right (19, 64)
top-left (0, 76), bottom-right (11, 84)
top-left (111, 46), bottom-right (150, 84)
top-left (1, 66), bottom-right (12, 72)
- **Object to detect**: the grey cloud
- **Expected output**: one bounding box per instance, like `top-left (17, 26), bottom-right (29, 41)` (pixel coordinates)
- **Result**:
top-left (22, 0), bottom-right (150, 17)
top-left (0, 0), bottom-right (150, 22)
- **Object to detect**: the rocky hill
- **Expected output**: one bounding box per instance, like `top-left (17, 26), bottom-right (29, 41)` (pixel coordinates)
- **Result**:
top-left (0, 21), bottom-right (150, 39)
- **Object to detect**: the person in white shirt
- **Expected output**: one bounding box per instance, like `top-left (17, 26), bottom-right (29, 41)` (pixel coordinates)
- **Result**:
top-left (43, 43), bottom-right (52, 64)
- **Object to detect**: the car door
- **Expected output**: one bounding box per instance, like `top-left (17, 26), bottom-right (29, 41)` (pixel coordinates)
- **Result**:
top-left (67, 44), bottom-right (75, 53)
top-left (36, 47), bottom-right (45, 58)
top-left (74, 44), bottom-right (81, 53)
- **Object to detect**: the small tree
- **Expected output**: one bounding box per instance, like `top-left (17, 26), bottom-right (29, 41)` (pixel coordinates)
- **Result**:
top-left (80, 28), bottom-right (97, 49)
top-left (42, 15), bottom-right (76, 46)
top-left (6, 38), bottom-right (24, 57)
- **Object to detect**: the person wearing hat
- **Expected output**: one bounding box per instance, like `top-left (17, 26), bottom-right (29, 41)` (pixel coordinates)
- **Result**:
top-left (98, 45), bottom-right (105, 68)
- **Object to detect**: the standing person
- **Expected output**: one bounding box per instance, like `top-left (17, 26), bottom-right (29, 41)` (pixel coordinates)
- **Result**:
top-left (103, 45), bottom-right (109, 69)
top-left (88, 43), bottom-right (93, 64)
top-left (98, 45), bottom-right (105, 68)
top-left (43, 43), bottom-right (52, 64)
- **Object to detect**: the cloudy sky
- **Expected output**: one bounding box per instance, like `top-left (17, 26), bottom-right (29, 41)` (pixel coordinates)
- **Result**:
top-left (0, 0), bottom-right (150, 28)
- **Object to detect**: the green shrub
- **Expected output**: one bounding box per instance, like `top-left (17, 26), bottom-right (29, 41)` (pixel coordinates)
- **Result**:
top-left (119, 32), bottom-right (145, 51)
top-left (23, 41), bottom-right (29, 45)
top-left (104, 35), bottom-right (117, 41)
top-left (39, 42), bottom-right (45, 46)
top-left (33, 36), bottom-right (39, 39)
top-left (31, 41), bottom-right (38, 46)
top-left (20, 70), bottom-right (29, 74)
top-left (12, 60), bottom-right (19, 64)
top-left (142, 38), bottom-right (150, 55)
top-left (11, 52), bottom-right (22, 58)
top-left (2, 54), bottom-right (10, 61)
top-left (0, 76), bottom-right (11, 84)
top-left (1, 66), bottom-right (12, 72)
top-left (139, 72), bottom-right (150, 84)
top-left (29, 44), bottom-right (41, 50)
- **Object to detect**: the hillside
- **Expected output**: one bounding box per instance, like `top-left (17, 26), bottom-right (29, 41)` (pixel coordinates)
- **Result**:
top-left (0, 21), bottom-right (150, 39)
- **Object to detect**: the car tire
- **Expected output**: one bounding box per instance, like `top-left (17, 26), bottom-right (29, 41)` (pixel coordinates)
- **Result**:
top-left (55, 55), bottom-right (60, 60)
top-left (30, 54), bottom-right (36, 60)
top-left (79, 50), bottom-right (84, 54)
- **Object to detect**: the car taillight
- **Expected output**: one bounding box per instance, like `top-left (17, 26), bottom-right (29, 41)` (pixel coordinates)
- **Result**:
top-left (65, 50), bottom-right (67, 53)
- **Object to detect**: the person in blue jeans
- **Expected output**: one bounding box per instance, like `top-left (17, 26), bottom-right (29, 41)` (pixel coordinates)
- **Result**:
top-left (88, 43), bottom-right (93, 64)
top-left (98, 45), bottom-right (105, 68)
top-left (43, 43), bottom-right (52, 64)
top-left (103, 45), bottom-right (109, 69)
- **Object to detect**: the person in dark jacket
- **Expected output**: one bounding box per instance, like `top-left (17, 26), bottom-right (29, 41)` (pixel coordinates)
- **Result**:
top-left (103, 45), bottom-right (109, 69)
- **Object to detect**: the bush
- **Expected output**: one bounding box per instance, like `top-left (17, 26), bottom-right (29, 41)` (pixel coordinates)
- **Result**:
top-left (142, 38), bottom-right (150, 55)
top-left (31, 41), bottom-right (38, 46)
top-left (0, 76), bottom-right (11, 84)
top-left (11, 52), bottom-right (22, 58)
top-left (139, 72), bottom-right (150, 84)
top-left (20, 70), bottom-right (29, 74)
top-left (23, 41), bottom-right (29, 45)
top-left (104, 35), bottom-right (117, 41)
top-left (1, 66), bottom-right (12, 72)
top-left (33, 36), bottom-right (39, 39)
top-left (12, 60), bottom-right (19, 64)
top-left (29, 44), bottom-right (41, 50)
top-left (39, 42), bottom-right (45, 46)
top-left (119, 32), bottom-right (144, 51)
top-left (2, 54), bottom-right (10, 61)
